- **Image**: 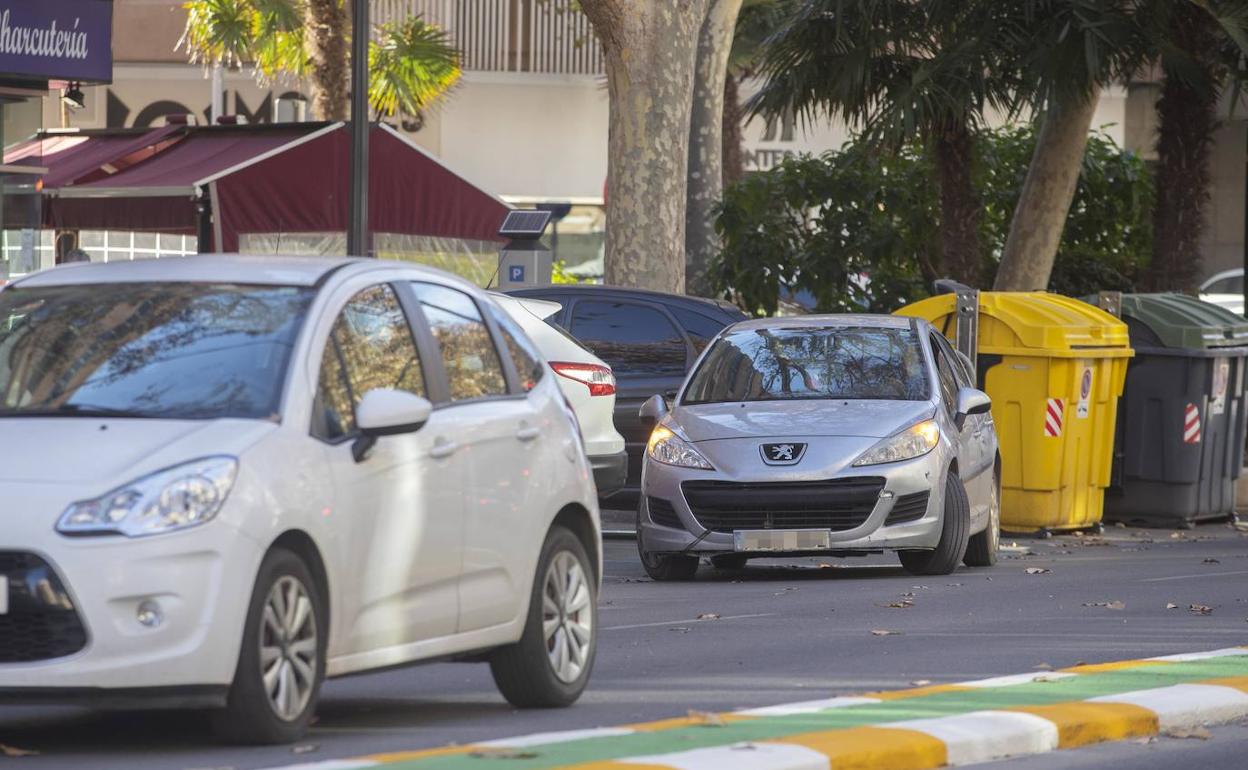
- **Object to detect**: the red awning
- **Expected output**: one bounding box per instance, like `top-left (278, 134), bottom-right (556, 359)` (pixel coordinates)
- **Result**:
top-left (4, 125), bottom-right (183, 188)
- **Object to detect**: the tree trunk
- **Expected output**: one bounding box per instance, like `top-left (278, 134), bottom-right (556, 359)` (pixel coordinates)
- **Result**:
top-left (933, 123), bottom-right (982, 286)
top-left (1148, 9), bottom-right (1222, 292)
top-left (994, 87), bottom-right (1101, 291)
top-left (722, 73), bottom-right (744, 189)
top-left (685, 0), bottom-right (744, 297)
top-left (581, 0), bottom-right (712, 291)
top-left (306, 0), bottom-right (350, 120)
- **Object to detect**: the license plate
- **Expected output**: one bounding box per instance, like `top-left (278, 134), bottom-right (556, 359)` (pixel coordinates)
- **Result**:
top-left (0, 575), bottom-right (7, 615)
top-left (734, 529), bottom-right (832, 552)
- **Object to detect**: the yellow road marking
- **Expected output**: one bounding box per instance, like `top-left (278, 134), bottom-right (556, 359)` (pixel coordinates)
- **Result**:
top-left (1009, 702), bottom-right (1157, 747)
top-left (1060, 659), bottom-right (1168, 674)
top-left (1202, 675), bottom-right (1248, 694)
top-left (775, 725), bottom-right (947, 769)
top-left (623, 714), bottom-right (751, 732)
top-left (367, 745), bottom-right (478, 762)
top-left (868, 684), bottom-right (972, 701)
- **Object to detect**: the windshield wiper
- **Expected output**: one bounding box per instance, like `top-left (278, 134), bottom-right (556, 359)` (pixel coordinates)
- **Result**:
top-left (0, 404), bottom-right (159, 419)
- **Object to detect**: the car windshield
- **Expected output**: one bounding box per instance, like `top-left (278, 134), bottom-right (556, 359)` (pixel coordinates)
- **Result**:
top-left (0, 282), bottom-right (314, 420)
top-left (682, 325), bottom-right (930, 404)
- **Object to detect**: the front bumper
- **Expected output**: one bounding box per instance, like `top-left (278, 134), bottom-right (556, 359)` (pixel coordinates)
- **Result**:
top-left (639, 449), bottom-right (948, 556)
top-left (590, 449), bottom-right (629, 497)
top-left (0, 510), bottom-right (263, 692)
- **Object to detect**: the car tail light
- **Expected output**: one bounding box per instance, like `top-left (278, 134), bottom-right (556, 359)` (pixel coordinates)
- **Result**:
top-left (551, 362), bottom-right (616, 396)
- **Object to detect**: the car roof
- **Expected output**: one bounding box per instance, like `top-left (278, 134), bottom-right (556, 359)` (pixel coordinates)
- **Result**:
top-left (1200, 268), bottom-right (1243, 291)
top-left (507, 284), bottom-right (744, 316)
top-left (11, 254), bottom-right (361, 289)
top-left (728, 313), bottom-right (918, 332)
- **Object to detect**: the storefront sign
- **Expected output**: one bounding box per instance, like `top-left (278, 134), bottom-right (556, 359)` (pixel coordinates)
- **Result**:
top-left (0, 0), bottom-right (113, 84)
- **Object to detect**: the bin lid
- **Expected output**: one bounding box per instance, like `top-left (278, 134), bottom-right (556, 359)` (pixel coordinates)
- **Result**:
top-left (1117, 293), bottom-right (1248, 351)
top-left (895, 291), bottom-right (1132, 358)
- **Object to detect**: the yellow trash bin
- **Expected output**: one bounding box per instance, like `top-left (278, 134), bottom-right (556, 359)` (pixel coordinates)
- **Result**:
top-left (896, 292), bottom-right (1133, 533)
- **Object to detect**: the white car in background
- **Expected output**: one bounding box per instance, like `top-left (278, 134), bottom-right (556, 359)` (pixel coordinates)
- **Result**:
top-left (491, 293), bottom-right (629, 496)
top-left (1200, 268), bottom-right (1244, 316)
top-left (0, 256), bottom-right (601, 744)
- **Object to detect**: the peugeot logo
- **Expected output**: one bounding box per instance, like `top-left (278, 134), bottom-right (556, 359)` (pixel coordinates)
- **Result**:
top-left (761, 442), bottom-right (807, 466)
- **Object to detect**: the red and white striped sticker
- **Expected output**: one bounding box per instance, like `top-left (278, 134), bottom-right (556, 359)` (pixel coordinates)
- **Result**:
top-left (1044, 398), bottom-right (1064, 437)
top-left (1183, 403), bottom-right (1202, 444)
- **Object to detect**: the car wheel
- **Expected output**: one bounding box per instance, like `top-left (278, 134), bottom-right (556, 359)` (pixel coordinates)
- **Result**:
top-left (711, 554), bottom-right (748, 571)
top-left (490, 526), bottom-right (597, 708)
top-left (211, 548), bottom-right (325, 745)
top-left (964, 470), bottom-right (1000, 567)
top-left (635, 504), bottom-right (699, 581)
top-left (899, 471), bottom-right (970, 576)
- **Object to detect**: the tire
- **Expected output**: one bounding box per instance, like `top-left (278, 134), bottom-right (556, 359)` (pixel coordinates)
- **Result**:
top-left (636, 504), bottom-right (699, 581)
top-left (491, 526), bottom-right (597, 708)
top-left (964, 470), bottom-right (1000, 567)
top-left (899, 471), bottom-right (970, 576)
top-left (211, 549), bottom-right (326, 744)
top-left (710, 554), bottom-right (748, 571)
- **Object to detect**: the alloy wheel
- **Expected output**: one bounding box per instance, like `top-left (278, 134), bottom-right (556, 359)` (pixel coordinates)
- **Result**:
top-left (259, 575), bottom-right (318, 721)
top-left (988, 478), bottom-right (1001, 553)
top-left (542, 550), bottom-right (593, 683)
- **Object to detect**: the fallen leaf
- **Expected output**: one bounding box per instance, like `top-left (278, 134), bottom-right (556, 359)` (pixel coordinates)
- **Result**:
top-left (0, 744), bottom-right (38, 758)
top-left (1025, 568), bottom-right (1051, 575)
top-left (871, 629), bottom-right (901, 636)
top-left (1034, 662), bottom-right (1054, 670)
top-left (1166, 602), bottom-right (1179, 610)
top-left (1163, 726), bottom-right (1211, 740)
top-left (1204, 558), bottom-right (1221, 564)
top-left (1082, 601), bottom-right (1125, 610)
top-left (470, 749), bottom-right (540, 759)
top-left (1170, 532), bottom-right (1184, 539)
top-left (696, 613), bottom-right (721, 621)
top-left (1132, 736), bottom-right (1158, 745)
top-left (687, 709), bottom-right (725, 726)
top-left (292, 745), bottom-right (319, 755)
top-left (1115, 522), bottom-right (1127, 528)
top-left (1190, 604), bottom-right (1214, 615)
top-left (669, 626), bottom-right (692, 633)
top-left (910, 679), bottom-right (932, 686)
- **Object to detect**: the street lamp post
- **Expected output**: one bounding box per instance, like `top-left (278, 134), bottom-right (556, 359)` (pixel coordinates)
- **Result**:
top-left (347, 0), bottom-right (369, 257)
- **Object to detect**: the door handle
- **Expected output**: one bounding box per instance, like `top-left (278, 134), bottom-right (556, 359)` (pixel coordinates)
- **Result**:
top-left (516, 425), bottom-right (541, 442)
top-left (429, 439), bottom-right (458, 459)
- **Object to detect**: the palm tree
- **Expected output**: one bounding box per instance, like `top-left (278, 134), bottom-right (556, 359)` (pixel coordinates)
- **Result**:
top-left (749, 0), bottom-right (1019, 286)
top-left (180, 0), bottom-right (461, 124)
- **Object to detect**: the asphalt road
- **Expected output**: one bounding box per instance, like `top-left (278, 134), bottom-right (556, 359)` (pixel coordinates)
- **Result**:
top-left (1, 521), bottom-right (1247, 769)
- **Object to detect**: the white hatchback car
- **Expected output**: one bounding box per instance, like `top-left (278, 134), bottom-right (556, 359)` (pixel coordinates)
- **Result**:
top-left (0, 256), bottom-right (601, 743)
top-left (490, 293), bottom-right (628, 495)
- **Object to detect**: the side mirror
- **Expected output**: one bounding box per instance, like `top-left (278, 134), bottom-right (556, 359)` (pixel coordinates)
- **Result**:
top-left (638, 394), bottom-right (669, 431)
top-left (353, 389), bottom-right (433, 462)
top-left (954, 387), bottom-right (992, 431)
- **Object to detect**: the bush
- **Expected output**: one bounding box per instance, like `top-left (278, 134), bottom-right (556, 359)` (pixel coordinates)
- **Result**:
top-left (713, 126), bottom-right (1153, 315)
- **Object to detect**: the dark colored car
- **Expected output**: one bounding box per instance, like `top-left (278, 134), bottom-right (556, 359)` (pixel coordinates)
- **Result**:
top-left (508, 285), bottom-right (748, 507)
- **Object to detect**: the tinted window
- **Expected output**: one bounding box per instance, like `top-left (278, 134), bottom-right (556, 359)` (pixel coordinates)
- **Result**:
top-left (929, 335), bottom-right (959, 416)
top-left (671, 306), bottom-right (729, 353)
top-left (1207, 275), bottom-right (1244, 294)
top-left (313, 284), bottom-right (426, 441)
top-left (570, 300), bottom-right (686, 377)
top-left (684, 326), bottom-right (929, 404)
top-left (411, 283), bottom-right (508, 401)
top-left (488, 304), bottom-right (544, 392)
top-left (0, 282), bottom-right (312, 420)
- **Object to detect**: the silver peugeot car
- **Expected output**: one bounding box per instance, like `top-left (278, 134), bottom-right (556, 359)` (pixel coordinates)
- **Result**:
top-left (636, 314), bottom-right (1000, 580)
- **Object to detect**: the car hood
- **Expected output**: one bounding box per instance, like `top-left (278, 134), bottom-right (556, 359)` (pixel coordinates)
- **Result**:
top-left (0, 417), bottom-right (278, 485)
top-left (673, 400), bottom-right (936, 442)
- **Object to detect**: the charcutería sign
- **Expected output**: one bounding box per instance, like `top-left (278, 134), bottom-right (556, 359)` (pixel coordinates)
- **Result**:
top-left (0, 0), bottom-right (112, 84)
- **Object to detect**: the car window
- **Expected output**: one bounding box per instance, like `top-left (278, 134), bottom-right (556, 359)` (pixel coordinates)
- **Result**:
top-left (934, 334), bottom-right (974, 388)
top-left (569, 300), bottom-right (687, 377)
top-left (929, 335), bottom-right (960, 417)
top-left (487, 303), bottom-right (545, 393)
top-left (683, 325), bottom-right (929, 404)
top-left (313, 284), bottom-right (426, 441)
top-left (1206, 275), bottom-right (1244, 294)
top-left (410, 282), bottom-right (508, 401)
top-left (670, 306), bottom-right (728, 353)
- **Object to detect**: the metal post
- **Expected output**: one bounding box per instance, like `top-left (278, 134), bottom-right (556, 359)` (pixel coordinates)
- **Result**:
top-left (954, 288), bottom-right (979, 370)
top-left (347, 0), bottom-right (369, 257)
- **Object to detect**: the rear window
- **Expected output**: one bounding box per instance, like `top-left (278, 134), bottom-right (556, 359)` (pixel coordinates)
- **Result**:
top-left (682, 325), bottom-right (929, 405)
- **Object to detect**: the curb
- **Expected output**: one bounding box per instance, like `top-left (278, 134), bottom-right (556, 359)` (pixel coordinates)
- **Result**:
top-left (264, 647), bottom-right (1248, 770)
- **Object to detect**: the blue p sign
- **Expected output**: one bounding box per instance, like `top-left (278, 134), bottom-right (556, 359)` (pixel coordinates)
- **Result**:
top-left (509, 265), bottom-right (526, 283)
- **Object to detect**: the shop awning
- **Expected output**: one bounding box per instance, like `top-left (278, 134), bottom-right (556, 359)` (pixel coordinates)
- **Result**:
top-left (4, 125), bottom-right (183, 188)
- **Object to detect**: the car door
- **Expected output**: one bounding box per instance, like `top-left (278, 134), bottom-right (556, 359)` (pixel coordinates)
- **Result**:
top-left (566, 299), bottom-right (690, 499)
top-left (312, 283), bottom-right (463, 656)
top-left (930, 333), bottom-right (990, 517)
top-left (406, 281), bottom-right (546, 632)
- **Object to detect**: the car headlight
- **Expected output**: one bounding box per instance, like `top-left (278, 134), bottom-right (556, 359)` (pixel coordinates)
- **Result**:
top-left (852, 420), bottom-right (940, 466)
top-left (647, 425), bottom-right (714, 470)
top-left (57, 457), bottom-right (238, 537)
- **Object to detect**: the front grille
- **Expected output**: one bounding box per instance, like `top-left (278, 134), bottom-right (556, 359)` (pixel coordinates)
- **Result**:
top-left (681, 477), bottom-right (886, 534)
top-left (646, 497), bottom-right (683, 529)
top-left (0, 552), bottom-right (88, 663)
top-left (885, 491), bottom-right (931, 525)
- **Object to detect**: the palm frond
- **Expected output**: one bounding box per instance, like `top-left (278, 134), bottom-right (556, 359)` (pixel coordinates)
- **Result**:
top-left (368, 16), bottom-right (462, 120)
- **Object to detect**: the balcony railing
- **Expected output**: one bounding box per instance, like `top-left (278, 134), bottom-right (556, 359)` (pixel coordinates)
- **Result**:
top-left (373, 0), bottom-right (604, 75)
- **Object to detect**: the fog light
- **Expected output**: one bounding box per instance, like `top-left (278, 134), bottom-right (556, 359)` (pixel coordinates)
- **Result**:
top-left (136, 600), bottom-right (163, 628)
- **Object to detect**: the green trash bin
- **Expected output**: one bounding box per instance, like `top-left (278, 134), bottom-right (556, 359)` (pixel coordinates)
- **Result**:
top-left (1102, 293), bottom-right (1248, 527)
